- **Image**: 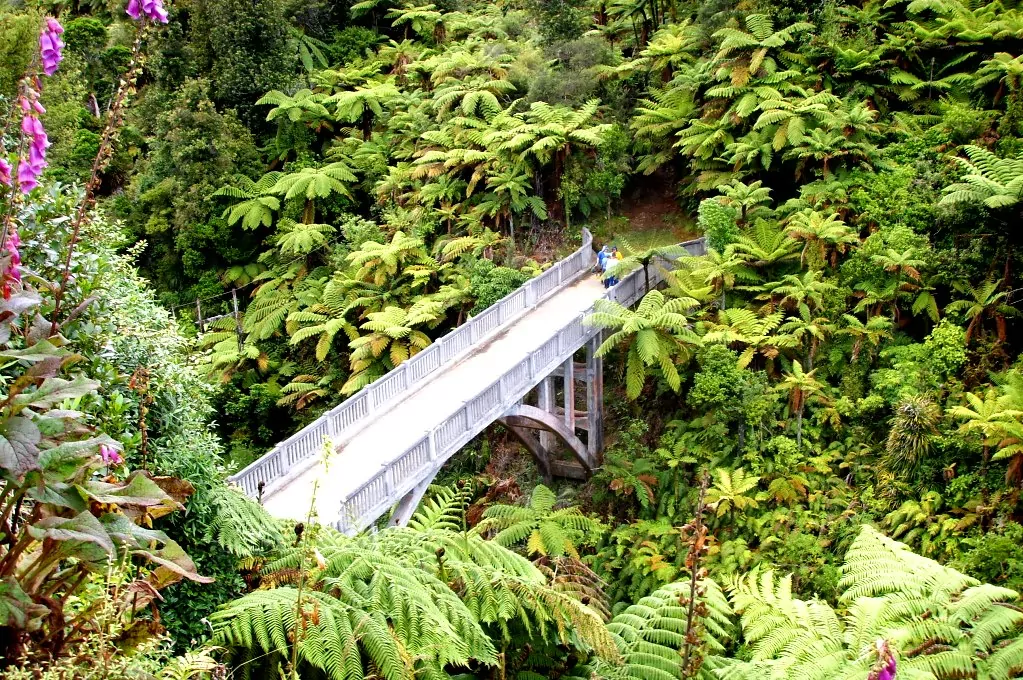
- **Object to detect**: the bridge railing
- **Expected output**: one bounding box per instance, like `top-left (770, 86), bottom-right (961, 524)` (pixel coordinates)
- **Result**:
top-left (333, 237), bottom-right (707, 534)
top-left (230, 229), bottom-right (596, 497)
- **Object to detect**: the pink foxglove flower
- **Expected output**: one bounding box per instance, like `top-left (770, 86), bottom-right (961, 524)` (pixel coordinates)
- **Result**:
top-left (16, 108), bottom-right (49, 194)
top-left (869, 639), bottom-right (896, 680)
top-left (39, 17), bottom-right (64, 76)
top-left (99, 444), bottom-right (124, 466)
top-left (0, 159), bottom-right (10, 186)
top-left (142, 0), bottom-right (169, 23)
top-left (126, 0), bottom-right (168, 23)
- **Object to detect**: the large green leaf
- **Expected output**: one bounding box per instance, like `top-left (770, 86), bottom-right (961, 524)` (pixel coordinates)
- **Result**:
top-left (0, 340), bottom-right (66, 364)
top-left (14, 376), bottom-right (99, 410)
top-left (25, 481), bottom-right (88, 512)
top-left (81, 472), bottom-right (184, 516)
top-left (38, 435), bottom-right (115, 482)
top-left (27, 511), bottom-right (114, 555)
top-left (0, 415), bottom-right (42, 476)
top-left (100, 514), bottom-right (213, 584)
top-left (0, 577), bottom-right (47, 631)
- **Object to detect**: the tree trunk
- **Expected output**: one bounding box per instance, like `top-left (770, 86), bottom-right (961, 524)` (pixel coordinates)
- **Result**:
top-left (796, 405), bottom-right (804, 450)
top-left (508, 214), bottom-right (516, 266)
top-left (981, 443), bottom-right (990, 505)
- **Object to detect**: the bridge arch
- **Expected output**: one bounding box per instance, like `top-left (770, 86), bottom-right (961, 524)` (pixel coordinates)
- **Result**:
top-left (499, 404), bottom-right (593, 480)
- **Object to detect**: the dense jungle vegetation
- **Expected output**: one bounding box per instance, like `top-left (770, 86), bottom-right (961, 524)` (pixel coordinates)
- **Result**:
top-left (3, 0), bottom-right (1023, 676)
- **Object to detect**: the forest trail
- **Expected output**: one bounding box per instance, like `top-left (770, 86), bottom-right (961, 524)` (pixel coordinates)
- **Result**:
top-left (261, 273), bottom-right (608, 523)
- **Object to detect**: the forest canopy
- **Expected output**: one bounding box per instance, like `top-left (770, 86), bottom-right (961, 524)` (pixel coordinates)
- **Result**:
top-left (2, 0), bottom-right (1023, 676)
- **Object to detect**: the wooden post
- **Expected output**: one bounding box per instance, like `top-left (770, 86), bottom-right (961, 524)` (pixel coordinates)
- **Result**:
top-left (232, 287), bottom-right (243, 352)
top-left (195, 298), bottom-right (204, 333)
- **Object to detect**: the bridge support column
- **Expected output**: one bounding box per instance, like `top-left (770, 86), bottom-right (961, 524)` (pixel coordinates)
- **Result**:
top-left (584, 333), bottom-right (604, 462)
top-left (536, 376), bottom-right (555, 455)
top-left (500, 336), bottom-right (605, 479)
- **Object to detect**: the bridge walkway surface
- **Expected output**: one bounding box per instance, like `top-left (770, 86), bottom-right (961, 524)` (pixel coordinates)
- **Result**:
top-left (261, 272), bottom-right (606, 527)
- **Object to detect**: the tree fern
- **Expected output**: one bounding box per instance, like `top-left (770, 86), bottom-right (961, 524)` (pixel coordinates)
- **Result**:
top-left (407, 483), bottom-right (475, 531)
top-left (214, 524), bottom-right (620, 679)
top-left (720, 525), bottom-right (1023, 680)
top-left (569, 578), bottom-right (735, 680)
top-left (474, 484), bottom-right (605, 560)
top-left (208, 486), bottom-right (286, 558)
top-left (941, 145), bottom-right (1023, 210)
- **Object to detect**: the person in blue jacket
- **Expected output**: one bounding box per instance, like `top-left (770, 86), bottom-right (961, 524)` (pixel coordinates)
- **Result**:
top-left (596, 245), bottom-right (610, 277)
top-left (601, 248), bottom-right (616, 288)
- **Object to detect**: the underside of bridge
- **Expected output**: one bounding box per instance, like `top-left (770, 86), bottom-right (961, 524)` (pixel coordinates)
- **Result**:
top-left (387, 334), bottom-right (605, 527)
top-left (498, 332), bottom-right (604, 481)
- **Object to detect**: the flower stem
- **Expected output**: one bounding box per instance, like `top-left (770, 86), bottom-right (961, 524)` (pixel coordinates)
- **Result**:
top-left (49, 26), bottom-right (148, 337)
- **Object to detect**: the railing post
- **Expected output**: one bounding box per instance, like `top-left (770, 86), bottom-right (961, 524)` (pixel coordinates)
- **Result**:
top-left (275, 447), bottom-right (285, 478)
top-left (427, 429), bottom-right (437, 461)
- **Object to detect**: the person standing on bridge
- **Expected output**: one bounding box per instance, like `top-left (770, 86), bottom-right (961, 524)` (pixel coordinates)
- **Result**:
top-left (596, 245), bottom-right (610, 277)
top-left (602, 247), bottom-right (617, 288)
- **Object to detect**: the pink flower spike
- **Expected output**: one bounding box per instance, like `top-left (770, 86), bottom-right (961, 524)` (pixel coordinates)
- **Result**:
top-left (126, 0), bottom-right (142, 18)
top-left (39, 19), bottom-right (65, 75)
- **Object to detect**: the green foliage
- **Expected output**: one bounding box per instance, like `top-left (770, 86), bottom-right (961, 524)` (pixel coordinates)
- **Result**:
top-left (193, 0), bottom-right (295, 126)
top-left (528, 0), bottom-right (586, 43)
top-left (119, 79), bottom-right (262, 298)
top-left (955, 522), bottom-right (1023, 593)
top-left (723, 525), bottom-right (1023, 679)
top-left (588, 291), bottom-right (702, 399)
top-left (923, 319), bottom-right (968, 376)
top-left (0, 8), bottom-right (38, 97)
top-left (700, 199), bottom-right (741, 252)
top-left (212, 524), bottom-right (619, 679)
top-left (468, 258), bottom-right (528, 314)
top-left (575, 579), bottom-right (735, 680)
top-left (0, 199), bottom-right (215, 667)
top-left (942, 145), bottom-right (1023, 211)
top-left (475, 484), bottom-right (605, 559)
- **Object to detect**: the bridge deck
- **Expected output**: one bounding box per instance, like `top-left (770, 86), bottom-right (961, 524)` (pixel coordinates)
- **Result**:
top-left (261, 272), bottom-right (607, 523)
